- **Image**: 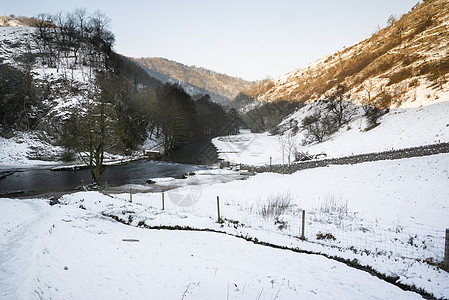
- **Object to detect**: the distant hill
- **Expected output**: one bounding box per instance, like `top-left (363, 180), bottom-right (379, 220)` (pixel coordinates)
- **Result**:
top-left (132, 57), bottom-right (255, 104)
top-left (0, 15), bottom-right (36, 27)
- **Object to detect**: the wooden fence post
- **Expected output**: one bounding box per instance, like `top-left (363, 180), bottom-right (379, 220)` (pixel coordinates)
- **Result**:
top-left (217, 196), bottom-right (221, 223)
top-left (300, 210), bottom-right (306, 240)
top-left (129, 188), bottom-right (133, 203)
top-left (445, 229), bottom-right (449, 268)
top-left (162, 193), bottom-right (165, 210)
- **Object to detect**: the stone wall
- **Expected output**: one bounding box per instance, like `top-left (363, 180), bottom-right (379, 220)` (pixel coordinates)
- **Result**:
top-left (240, 142), bottom-right (449, 174)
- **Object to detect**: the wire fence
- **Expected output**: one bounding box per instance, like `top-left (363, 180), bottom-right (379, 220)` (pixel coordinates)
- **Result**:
top-left (144, 191), bottom-right (447, 264)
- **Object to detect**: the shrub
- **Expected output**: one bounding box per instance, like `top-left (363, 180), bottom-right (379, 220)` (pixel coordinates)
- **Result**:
top-left (364, 106), bottom-right (387, 130)
top-left (316, 232), bottom-right (336, 241)
top-left (374, 91), bottom-right (393, 109)
top-left (274, 217), bottom-right (288, 230)
top-left (294, 151), bottom-right (313, 162)
top-left (387, 67), bottom-right (414, 85)
top-left (319, 197), bottom-right (348, 220)
top-left (374, 55), bottom-right (397, 75)
top-left (402, 54), bottom-right (421, 66)
top-left (260, 193), bottom-right (294, 218)
top-left (60, 149), bottom-right (76, 162)
top-left (408, 78), bottom-right (419, 88)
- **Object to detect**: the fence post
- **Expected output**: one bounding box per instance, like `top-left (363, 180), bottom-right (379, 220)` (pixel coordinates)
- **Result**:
top-left (162, 193), bottom-right (165, 210)
top-left (217, 196), bottom-right (221, 223)
top-left (300, 210), bottom-right (306, 240)
top-left (445, 229), bottom-right (449, 268)
top-left (129, 188), bottom-right (133, 203)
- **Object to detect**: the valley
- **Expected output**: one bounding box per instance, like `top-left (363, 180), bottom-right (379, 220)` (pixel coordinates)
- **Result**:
top-left (1, 1), bottom-right (449, 299)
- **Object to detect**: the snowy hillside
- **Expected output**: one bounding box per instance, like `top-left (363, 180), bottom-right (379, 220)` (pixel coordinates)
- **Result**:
top-left (220, 15), bottom-right (449, 165)
top-left (0, 27), bottom-right (35, 65)
top-left (255, 0), bottom-right (449, 105)
top-left (294, 93), bottom-right (449, 159)
top-left (237, 0), bottom-right (449, 152)
top-left (0, 23), bottom-right (167, 166)
top-left (0, 26), bottom-right (103, 164)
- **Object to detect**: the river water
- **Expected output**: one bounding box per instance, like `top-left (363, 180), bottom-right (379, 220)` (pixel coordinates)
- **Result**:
top-left (0, 160), bottom-right (210, 197)
top-left (0, 138), bottom-right (220, 197)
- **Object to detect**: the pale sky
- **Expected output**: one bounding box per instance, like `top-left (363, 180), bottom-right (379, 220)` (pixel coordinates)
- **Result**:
top-left (3, 0), bottom-right (418, 81)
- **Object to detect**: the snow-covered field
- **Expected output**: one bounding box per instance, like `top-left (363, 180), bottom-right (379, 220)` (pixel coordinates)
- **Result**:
top-left (213, 91), bottom-right (449, 166)
top-left (1, 152), bottom-right (448, 299)
top-left (213, 131), bottom-right (282, 165)
top-left (0, 196), bottom-right (430, 300)
top-left (146, 153), bottom-right (449, 231)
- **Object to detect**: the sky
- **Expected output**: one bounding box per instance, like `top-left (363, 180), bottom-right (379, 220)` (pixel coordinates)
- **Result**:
top-left (3, 0), bottom-right (419, 81)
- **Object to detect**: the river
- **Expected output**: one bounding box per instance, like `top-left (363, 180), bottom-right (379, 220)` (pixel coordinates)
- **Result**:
top-left (0, 137), bottom-right (221, 197)
top-left (0, 160), bottom-right (210, 197)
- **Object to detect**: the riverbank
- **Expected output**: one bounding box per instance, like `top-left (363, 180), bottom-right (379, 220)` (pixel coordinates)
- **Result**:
top-left (0, 132), bottom-right (147, 171)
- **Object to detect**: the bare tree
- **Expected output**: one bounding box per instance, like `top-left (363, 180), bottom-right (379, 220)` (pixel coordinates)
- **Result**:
top-left (301, 113), bottom-right (334, 144)
top-left (327, 84), bottom-right (355, 128)
top-left (362, 79), bottom-right (375, 104)
top-left (285, 132), bottom-right (296, 165)
top-left (278, 132), bottom-right (296, 164)
top-left (356, 79), bottom-right (377, 113)
top-left (278, 137), bottom-right (286, 164)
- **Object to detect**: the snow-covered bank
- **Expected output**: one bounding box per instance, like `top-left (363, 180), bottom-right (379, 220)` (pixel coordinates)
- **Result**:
top-left (0, 132), bottom-right (149, 170)
top-left (0, 197), bottom-right (424, 300)
top-left (0, 133), bottom-right (63, 168)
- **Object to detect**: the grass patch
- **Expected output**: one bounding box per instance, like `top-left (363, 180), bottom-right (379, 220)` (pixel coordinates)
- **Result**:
top-left (260, 192), bottom-right (294, 218)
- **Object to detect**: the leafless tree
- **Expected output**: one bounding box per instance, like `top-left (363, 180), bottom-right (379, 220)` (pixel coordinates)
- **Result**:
top-left (356, 79), bottom-right (378, 113)
top-left (327, 84), bottom-right (355, 128)
top-left (301, 113), bottom-right (334, 144)
top-left (278, 131), bottom-right (297, 165)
